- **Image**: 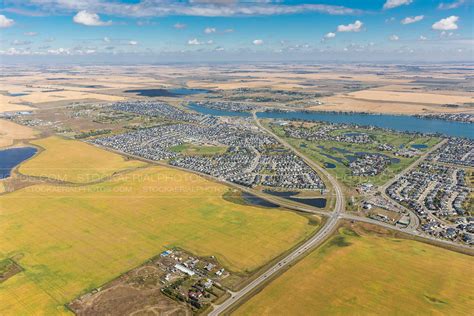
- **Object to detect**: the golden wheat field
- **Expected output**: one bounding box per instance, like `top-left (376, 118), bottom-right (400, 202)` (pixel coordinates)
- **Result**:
top-left (18, 136), bottom-right (147, 183)
top-left (235, 226), bottom-right (474, 316)
top-left (1, 161), bottom-right (316, 314)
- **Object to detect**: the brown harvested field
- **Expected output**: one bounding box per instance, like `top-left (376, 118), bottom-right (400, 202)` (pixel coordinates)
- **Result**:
top-left (0, 101), bottom-right (35, 113)
top-left (346, 89), bottom-right (474, 105)
top-left (0, 119), bottom-right (38, 148)
top-left (186, 79), bottom-right (293, 90)
top-left (2, 64), bottom-right (473, 115)
top-left (368, 84), bottom-right (474, 97)
top-left (311, 96), bottom-right (474, 115)
top-left (1, 90), bottom-right (124, 105)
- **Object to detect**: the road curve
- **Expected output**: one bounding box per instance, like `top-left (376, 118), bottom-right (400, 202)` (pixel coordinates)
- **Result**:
top-left (378, 139), bottom-right (448, 230)
top-left (208, 112), bottom-right (346, 316)
top-left (88, 118), bottom-right (470, 316)
top-left (251, 111), bottom-right (345, 212)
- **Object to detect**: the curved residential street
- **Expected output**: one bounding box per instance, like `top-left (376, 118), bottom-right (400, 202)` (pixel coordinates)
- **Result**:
top-left (209, 114), bottom-right (472, 316)
top-left (378, 139), bottom-right (448, 230)
top-left (208, 112), bottom-right (346, 316)
top-left (90, 114), bottom-right (471, 316)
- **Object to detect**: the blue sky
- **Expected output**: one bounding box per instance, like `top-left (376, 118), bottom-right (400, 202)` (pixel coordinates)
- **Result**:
top-left (0, 0), bottom-right (472, 63)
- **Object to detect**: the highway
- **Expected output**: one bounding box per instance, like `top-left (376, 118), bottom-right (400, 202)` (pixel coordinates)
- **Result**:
top-left (251, 111), bottom-right (345, 216)
top-left (209, 209), bottom-right (341, 316)
top-left (90, 119), bottom-right (470, 316)
top-left (210, 116), bottom-right (471, 316)
top-left (208, 112), bottom-right (346, 316)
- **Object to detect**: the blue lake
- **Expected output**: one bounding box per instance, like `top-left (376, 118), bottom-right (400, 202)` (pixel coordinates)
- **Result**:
top-left (126, 88), bottom-right (209, 97)
top-left (0, 147), bottom-right (37, 179)
top-left (169, 88), bottom-right (210, 95)
top-left (188, 103), bottom-right (473, 139)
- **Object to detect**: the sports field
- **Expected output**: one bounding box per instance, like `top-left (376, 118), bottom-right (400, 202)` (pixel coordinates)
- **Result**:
top-left (0, 165), bottom-right (316, 315)
top-left (235, 224), bottom-right (474, 316)
top-left (18, 136), bottom-right (147, 183)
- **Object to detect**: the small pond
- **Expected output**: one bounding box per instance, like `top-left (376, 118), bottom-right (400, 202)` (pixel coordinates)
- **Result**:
top-left (241, 191), bottom-right (279, 208)
top-left (324, 162), bottom-right (336, 169)
top-left (411, 144), bottom-right (428, 149)
top-left (264, 190), bottom-right (327, 208)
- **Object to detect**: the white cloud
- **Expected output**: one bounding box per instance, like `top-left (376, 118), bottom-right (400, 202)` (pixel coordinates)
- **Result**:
top-left (187, 38), bottom-right (214, 45)
top-left (188, 38), bottom-right (202, 45)
top-left (0, 14), bottom-right (14, 28)
top-left (401, 15), bottom-right (424, 25)
top-left (419, 35), bottom-right (427, 41)
top-left (253, 39), bottom-right (264, 45)
top-left (174, 23), bottom-right (187, 29)
top-left (337, 20), bottom-right (363, 32)
top-left (24, 32), bottom-right (38, 36)
top-left (438, 0), bottom-right (465, 10)
top-left (223, 28), bottom-right (234, 33)
top-left (204, 27), bottom-right (216, 34)
top-left (47, 48), bottom-right (71, 55)
top-left (0, 48), bottom-right (30, 56)
top-left (12, 40), bottom-right (32, 46)
top-left (11, 2), bottom-right (364, 18)
top-left (383, 0), bottom-right (412, 9)
top-left (103, 37), bottom-right (111, 43)
top-left (440, 31), bottom-right (454, 37)
top-left (129, 40), bottom-right (138, 45)
top-left (324, 32), bottom-right (336, 39)
top-left (0, 46), bottom-right (110, 56)
top-left (73, 10), bottom-right (112, 26)
top-left (215, 46), bottom-right (225, 51)
top-left (432, 16), bottom-right (459, 31)
top-left (389, 34), bottom-right (399, 41)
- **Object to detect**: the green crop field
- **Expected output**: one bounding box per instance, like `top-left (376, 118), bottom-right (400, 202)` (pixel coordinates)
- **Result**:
top-left (19, 136), bottom-right (147, 183)
top-left (235, 224), bottom-right (474, 316)
top-left (170, 142), bottom-right (228, 156)
top-left (0, 163), bottom-right (317, 315)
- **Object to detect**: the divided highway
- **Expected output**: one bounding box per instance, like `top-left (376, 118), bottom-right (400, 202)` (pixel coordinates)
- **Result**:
top-left (209, 113), bottom-right (346, 316)
top-left (91, 115), bottom-right (470, 316)
top-left (210, 114), bottom-right (471, 316)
